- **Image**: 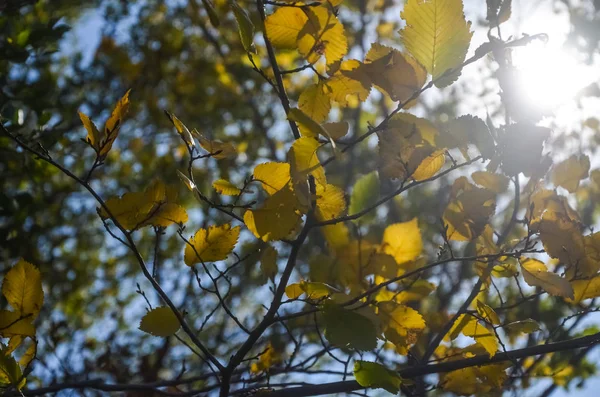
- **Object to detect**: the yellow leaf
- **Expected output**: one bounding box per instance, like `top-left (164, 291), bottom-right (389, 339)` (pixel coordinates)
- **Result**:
top-left (577, 232), bottom-right (600, 277)
top-left (288, 108), bottom-right (330, 140)
top-left (551, 154), bottom-right (590, 193)
top-left (520, 258), bottom-right (574, 299)
top-left (288, 136), bottom-right (326, 187)
top-left (321, 223), bottom-right (350, 249)
top-left (166, 112), bottom-right (195, 147)
top-left (298, 82), bottom-right (331, 124)
top-left (537, 210), bottom-right (585, 266)
top-left (472, 171), bottom-right (509, 194)
top-left (177, 170), bottom-right (196, 191)
top-left (0, 310), bottom-right (36, 338)
top-left (78, 111), bottom-right (101, 151)
top-left (244, 186), bottom-right (302, 241)
top-left (324, 60), bottom-right (372, 106)
top-left (316, 183), bottom-right (346, 221)
top-left (393, 113), bottom-right (439, 145)
top-left (2, 259), bottom-right (43, 320)
top-left (443, 182), bottom-right (496, 241)
top-left (194, 130), bottom-right (237, 159)
top-left (441, 364), bottom-right (508, 395)
top-left (184, 224), bottom-right (241, 265)
top-left (101, 181), bottom-right (188, 230)
top-left (285, 283), bottom-right (304, 299)
top-left (250, 343), bottom-right (278, 374)
top-left (378, 301), bottom-right (425, 354)
top-left (254, 162), bottom-right (291, 195)
top-left (101, 89), bottom-right (131, 156)
top-left (462, 319), bottom-right (498, 357)
top-left (213, 179), bottom-right (242, 195)
top-left (297, 6), bottom-right (348, 65)
top-left (381, 218), bottom-right (422, 265)
top-left (476, 300), bottom-right (500, 325)
top-left (364, 43), bottom-right (426, 102)
top-left (139, 306), bottom-right (180, 337)
top-left (412, 149), bottom-right (445, 181)
top-left (265, 7), bottom-right (308, 49)
top-left (568, 276), bottom-right (600, 304)
top-left (400, 0), bottom-right (473, 87)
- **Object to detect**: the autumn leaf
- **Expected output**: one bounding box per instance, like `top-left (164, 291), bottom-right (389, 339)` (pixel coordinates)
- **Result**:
top-left (254, 162), bottom-right (291, 195)
top-left (381, 218), bottom-right (423, 265)
top-left (400, 0), bottom-right (473, 87)
top-left (298, 82), bottom-right (331, 124)
top-left (2, 259), bottom-right (43, 320)
top-left (322, 303), bottom-right (378, 351)
top-left (244, 186), bottom-right (302, 241)
top-left (213, 179), bottom-right (242, 195)
top-left (551, 154), bottom-right (590, 193)
top-left (184, 224), bottom-right (241, 265)
top-left (139, 306), bottom-right (180, 337)
top-left (348, 172), bottom-right (380, 222)
top-left (520, 258), bottom-right (574, 299)
top-left (297, 6), bottom-right (348, 65)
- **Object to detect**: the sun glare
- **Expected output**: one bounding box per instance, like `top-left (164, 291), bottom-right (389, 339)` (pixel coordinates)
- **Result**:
top-left (512, 41), bottom-right (595, 110)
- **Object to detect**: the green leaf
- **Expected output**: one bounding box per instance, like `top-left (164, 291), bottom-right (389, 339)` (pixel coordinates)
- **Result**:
top-left (400, 0), bottom-right (473, 87)
top-left (354, 360), bottom-right (402, 394)
top-left (230, 0), bottom-right (255, 52)
top-left (202, 0), bottom-right (220, 27)
top-left (0, 346), bottom-right (24, 389)
top-left (503, 319), bottom-right (541, 335)
top-left (348, 172), bottom-right (380, 222)
top-left (322, 303), bottom-right (378, 351)
top-left (139, 306), bottom-right (181, 337)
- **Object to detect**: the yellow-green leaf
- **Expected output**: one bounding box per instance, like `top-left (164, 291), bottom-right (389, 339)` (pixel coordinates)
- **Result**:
top-left (260, 245), bottom-right (278, 282)
top-left (348, 171), bottom-right (380, 222)
top-left (184, 224), bottom-right (241, 265)
top-left (244, 186), bottom-right (302, 241)
top-left (230, 0), bottom-right (255, 52)
top-left (139, 306), bottom-right (180, 337)
top-left (354, 361), bottom-right (402, 394)
top-left (2, 259), bottom-right (43, 320)
top-left (400, 0), bottom-right (473, 87)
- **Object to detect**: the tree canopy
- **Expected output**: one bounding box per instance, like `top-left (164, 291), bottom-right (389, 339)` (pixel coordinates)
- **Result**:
top-left (2, 0), bottom-right (600, 396)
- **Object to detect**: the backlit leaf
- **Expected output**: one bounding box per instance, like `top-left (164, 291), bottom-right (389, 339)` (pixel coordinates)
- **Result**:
top-left (348, 172), bottom-right (380, 222)
top-left (2, 259), bottom-right (43, 320)
top-left (354, 361), bottom-right (402, 394)
top-left (551, 154), bottom-right (590, 193)
top-left (265, 7), bottom-right (308, 49)
top-left (184, 224), bottom-right (241, 265)
top-left (381, 218), bottom-right (422, 265)
top-left (364, 43), bottom-right (426, 102)
top-left (139, 306), bottom-right (180, 337)
top-left (568, 276), bottom-right (600, 304)
top-left (260, 245), bottom-right (278, 282)
top-left (520, 258), bottom-right (574, 299)
top-left (298, 82), bottom-right (331, 124)
top-left (472, 171), bottom-right (509, 194)
top-left (400, 0), bottom-right (473, 87)
top-left (412, 149), bottom-right (445, 181)
top-left (244, 186), bottom-right (302, 241)
top-left (101, 89), bottom-right (131, 156)
top-left (254, 162), bottom-right (291, 195)
top-left (297, 6), bottom-right (348, 65)
top-left (213, 179), bottom-right (242, 195)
